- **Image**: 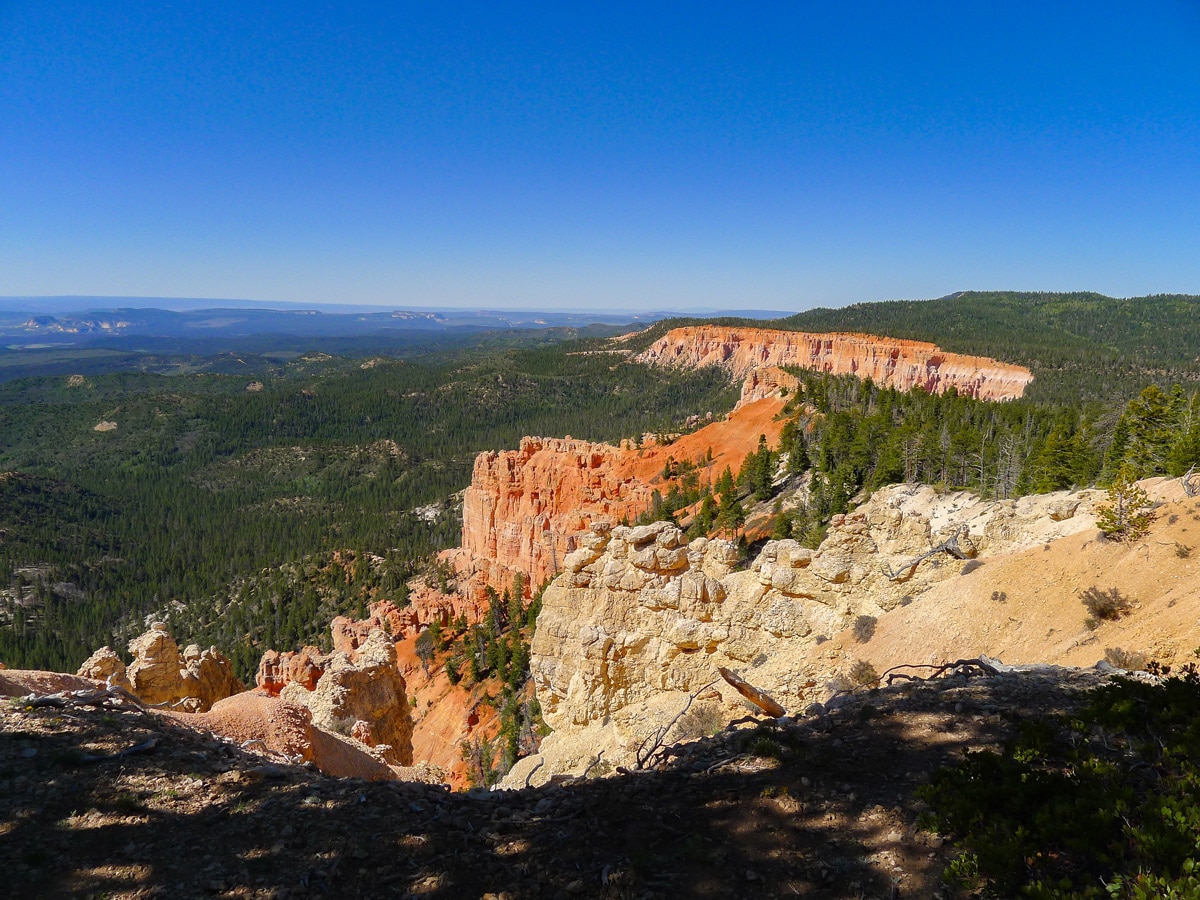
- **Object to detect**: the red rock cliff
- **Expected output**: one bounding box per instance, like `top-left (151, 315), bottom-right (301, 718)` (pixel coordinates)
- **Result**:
top-left (449, 392), bottom-right (790, 600)
top-left (636, 326), bottom-right (1033, 401)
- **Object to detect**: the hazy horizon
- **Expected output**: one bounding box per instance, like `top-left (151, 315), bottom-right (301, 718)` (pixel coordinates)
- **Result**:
top-left (0, 293), bottom-right (807, 319)
top-left (3, 4), bottom-right (1198, 308)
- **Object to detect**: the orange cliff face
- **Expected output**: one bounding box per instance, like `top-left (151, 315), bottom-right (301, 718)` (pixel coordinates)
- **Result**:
top-left (636, 326), bottom-right (1034, 402)
top-left (447, 391), bottom-right (790, 601)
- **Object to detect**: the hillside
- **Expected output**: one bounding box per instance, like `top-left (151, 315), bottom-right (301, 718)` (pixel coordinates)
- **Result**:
top-left (0, 346), bottom-right (737, 673)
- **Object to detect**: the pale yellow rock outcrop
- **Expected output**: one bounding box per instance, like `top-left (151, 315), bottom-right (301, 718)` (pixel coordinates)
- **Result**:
top-left (506, 483), bottom-right (1105, 786)
top-left (124, 623), bottom-right (244, 712)
top-left (76, 646), bottom-right (130, 689)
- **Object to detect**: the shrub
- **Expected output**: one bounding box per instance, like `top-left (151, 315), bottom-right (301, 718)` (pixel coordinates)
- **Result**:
top-left (1082, 586), bottom-right (1134, 622)
top-left (675, 703), bottom-right (724, 741)
top-left (852, 615), bottom-right (877, 644)
top-left (918, 666), bottom-right (1200, 897)
top-left (1105, 647), bottom-right (1150, 671)
top-left (849, 659), bottom-right (879, 687)
top-left (747, 736), bottom-right (785, 759)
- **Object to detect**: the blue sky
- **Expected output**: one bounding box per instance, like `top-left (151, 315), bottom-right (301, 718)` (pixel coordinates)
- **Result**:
top-left (2, 2), bottom-right (1198, 312)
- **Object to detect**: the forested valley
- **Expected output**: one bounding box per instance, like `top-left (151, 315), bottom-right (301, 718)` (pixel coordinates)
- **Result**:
top-left (0, 345), bottom-right (737, 673)
top-left (2, 291), bottom-right (1199, 680)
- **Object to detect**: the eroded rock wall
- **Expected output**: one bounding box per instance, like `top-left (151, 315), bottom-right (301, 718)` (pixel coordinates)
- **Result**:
top-left (509, 483), bottom-right (1104, 785)
top-left (637, 326), bottom-right (1034, 401)
top-left (455, 437), bottom-right (657, 601)
top-left (450, 391), bottom-right (791, 604)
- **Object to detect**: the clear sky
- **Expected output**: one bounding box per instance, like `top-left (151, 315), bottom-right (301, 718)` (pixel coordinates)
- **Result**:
top-left (2, 2), bottom-right (1198, 312)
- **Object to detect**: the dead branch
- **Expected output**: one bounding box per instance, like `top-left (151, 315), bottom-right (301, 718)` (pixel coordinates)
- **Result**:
top-left (577, 751), bottom-right (605, 781)
top-left (634, 677), bottom-right (720, 770)
top-left (18, 685), bottom-right (153, 714)
top-left (523, 759), bottom-right (544, 789)
top-left (880, 656), bottom-right (1002, 687)
top-left (1184, 466), bottom-right (1199, 498)
top-left (883, 524), bottom-right (972, 581)
top-left (718, 667), bottom-right (787, 717)
top-left (812, 656), bottom-right (1005, 711)
top-left (76, 737), bottom-right (158, 764)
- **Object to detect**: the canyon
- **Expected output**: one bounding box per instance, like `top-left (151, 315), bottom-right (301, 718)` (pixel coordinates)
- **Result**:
top-left (447, 325), bottom-right (1032, 608)
top-left (2, 326), bottom-right (1066, 791)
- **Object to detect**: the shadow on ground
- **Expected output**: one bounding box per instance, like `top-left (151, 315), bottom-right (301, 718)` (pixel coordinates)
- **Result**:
top-left (0, 666), bottom-right (1104, 898)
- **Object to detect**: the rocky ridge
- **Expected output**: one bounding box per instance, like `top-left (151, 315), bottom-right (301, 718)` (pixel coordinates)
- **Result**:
top-left (508, 482), bottom-right (1118, 785)
top-left (637, 325), bottom-right (1034, 401)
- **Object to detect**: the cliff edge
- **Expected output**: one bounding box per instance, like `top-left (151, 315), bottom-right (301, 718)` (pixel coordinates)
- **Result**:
top-left (637, 325), bottom-right (1034, 401)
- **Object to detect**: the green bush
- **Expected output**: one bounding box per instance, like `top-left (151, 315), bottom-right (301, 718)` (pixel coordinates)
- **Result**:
top-left (917, 665), bottom-right (1200, 898)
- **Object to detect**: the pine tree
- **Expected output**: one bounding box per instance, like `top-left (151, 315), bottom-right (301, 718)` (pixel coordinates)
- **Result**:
top-left (1096, 467), bottom-right (1155, 542)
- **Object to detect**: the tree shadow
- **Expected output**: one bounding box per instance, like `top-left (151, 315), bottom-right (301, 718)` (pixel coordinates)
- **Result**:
top-left (0, 667), bottom-right (1104, 898)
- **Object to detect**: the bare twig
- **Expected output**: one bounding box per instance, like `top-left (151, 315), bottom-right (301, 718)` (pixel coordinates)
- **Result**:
top-left (883, 525), bottom-right (973, 581)
top-left (523, 759), bottom-right (544, 789)
top-left (635, 678), bottom-right (720, 770)
top-left (1184, 466), bottom-right (1199, 498)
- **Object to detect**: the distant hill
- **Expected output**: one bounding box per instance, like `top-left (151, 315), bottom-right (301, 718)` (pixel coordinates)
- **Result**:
top-left (0, 304), bottom-right (660, 343)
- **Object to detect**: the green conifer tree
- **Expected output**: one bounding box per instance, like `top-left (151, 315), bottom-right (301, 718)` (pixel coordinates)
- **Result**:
top-left (1097, 467), bottom-right (1155, 541)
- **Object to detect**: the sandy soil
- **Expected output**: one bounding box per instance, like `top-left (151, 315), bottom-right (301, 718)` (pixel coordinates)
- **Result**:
top-left (837, 492), bottom-right (1200, 679)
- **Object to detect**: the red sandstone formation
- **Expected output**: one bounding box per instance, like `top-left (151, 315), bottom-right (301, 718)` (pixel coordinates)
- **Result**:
top-left (449, 391), bottom-right (790, 602)
top-left (256, 646), bottom-right (325, 694)
top-left (636, 325), bottom-right (1033, 401)
top-left (739, 366), bottom-right (801, 407)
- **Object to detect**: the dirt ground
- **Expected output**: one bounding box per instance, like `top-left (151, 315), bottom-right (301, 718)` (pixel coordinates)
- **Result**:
top-left (846, 492), bottom-right (1200, 676)
top-left (1, 664), bottom-right (1111, 899)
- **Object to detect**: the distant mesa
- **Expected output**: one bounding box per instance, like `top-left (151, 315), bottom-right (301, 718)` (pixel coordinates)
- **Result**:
top-left (636, 326), bottom-right (1034, 401)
